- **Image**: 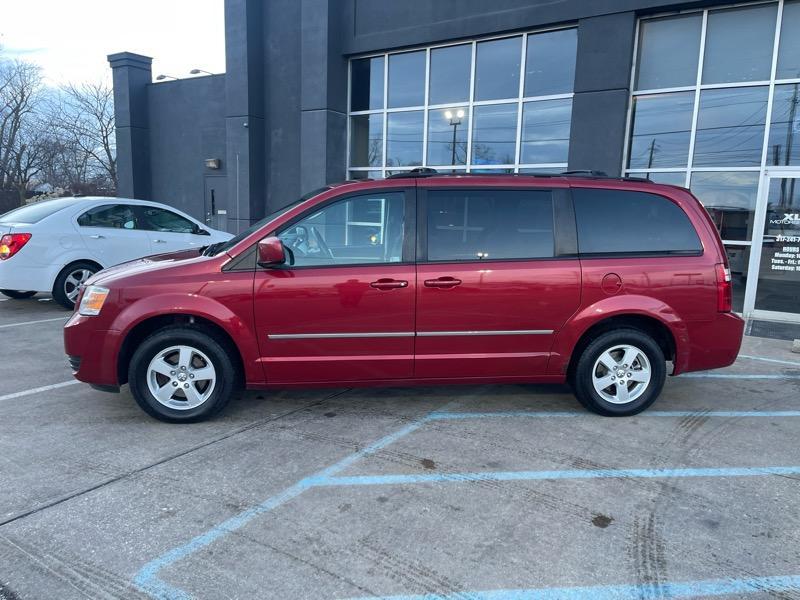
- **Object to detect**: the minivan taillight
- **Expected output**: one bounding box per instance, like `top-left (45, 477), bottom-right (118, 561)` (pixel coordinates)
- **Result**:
top-left (0, 233), bottom-right (32, 260)
top-left (715, 263), bottom-right (732, 312)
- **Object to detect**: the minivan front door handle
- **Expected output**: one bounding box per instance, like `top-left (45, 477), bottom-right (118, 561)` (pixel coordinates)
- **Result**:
top-left (424, 276), bottom-right (462, 288)
top-left (370, 278), bottom-right (408, 290)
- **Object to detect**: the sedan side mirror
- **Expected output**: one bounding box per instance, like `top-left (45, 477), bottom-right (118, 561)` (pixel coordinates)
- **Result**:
top-left (194, 226), bottom-right (211, 236)
top-left (257, 236), bottom-right (286, 266)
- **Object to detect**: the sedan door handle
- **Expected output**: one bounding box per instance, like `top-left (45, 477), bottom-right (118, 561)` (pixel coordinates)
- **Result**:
top-left (424, 277), bottom-right (462, 288)
top-left (370, 278), bottom-right (408, 290)
top-left (153, 239), bottom-right (167, 244)
top-left (89, 234), bottom-right (105, 240)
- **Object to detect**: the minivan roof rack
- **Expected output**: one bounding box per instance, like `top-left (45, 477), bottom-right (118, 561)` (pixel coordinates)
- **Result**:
top-left (384, 167), bottom-right (651, 183)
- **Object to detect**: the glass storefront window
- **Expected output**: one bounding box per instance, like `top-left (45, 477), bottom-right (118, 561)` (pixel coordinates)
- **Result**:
top-left (635, 14), bottom-right (702, 90)
top-left (693, 87), bottom-right (768, 167)
top-left (646, 172), bottom-right (686, 186)
top-left (475, 37), bottom-right (522, 101)
top-left (767, 84), bottom-right (800, 166)
top-left (628, 92), bottom-right (694, 169)
top-left (472, 104), bottom-right (518, 165)
top-left (387, 51), bottom-right (425, 108)
top-left (755, 177), bottom-right (800, 313)
top-left (348, 170), bottom-right (383, 180)
top-left (520, 99), bottom-right (571, 164)
top-left (429, 44), bottom-right (471, 105)
top-left (427, 107), bottom-right (469, 166)
top-left (349, 27), bottom-right (575, 178)
top-left (690, 171), bottom-right (759, 241)
top-left (386, 111), bottom-right (423, 167)
top-left (702, 4), bottom-right (778, 84)
top-left (525, 28), bottom-right (577, 96)
top-left (777, 1), bottom-right (800, 80)
top-left (349, 114), bottom-right (383, 168)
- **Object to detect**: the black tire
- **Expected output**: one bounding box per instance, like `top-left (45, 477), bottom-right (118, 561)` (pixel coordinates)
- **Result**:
top-left (52, 261), bottom-right (99, 310)
top-left (0, 290), bottom-right (36, 299)
top-left (572, 328), bottom-right (666, 417)
top-left (128, 326), bottom-right (240, 423)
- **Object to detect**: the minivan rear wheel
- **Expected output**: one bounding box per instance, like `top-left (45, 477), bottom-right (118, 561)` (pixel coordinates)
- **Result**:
top-left (572, 329), bottom-right (665, 416)
top-left (129, 327), bottom-right (239, 422)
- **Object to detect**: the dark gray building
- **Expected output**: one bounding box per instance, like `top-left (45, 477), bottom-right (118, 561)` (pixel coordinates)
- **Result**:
top-left (110, 0), bottom-right (800, 323)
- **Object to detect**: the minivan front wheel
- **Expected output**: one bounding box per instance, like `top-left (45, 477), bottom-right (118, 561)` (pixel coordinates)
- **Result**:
top-left (572, 329), bottom-right (666, 416)
top-left (129, 327), bottom-right (239, 422)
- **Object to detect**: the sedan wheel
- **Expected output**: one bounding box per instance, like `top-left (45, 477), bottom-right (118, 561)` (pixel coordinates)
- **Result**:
top-left (52, 261), bottom-right (99, 310)
top-left (64, 268), bottom-right (94, 304)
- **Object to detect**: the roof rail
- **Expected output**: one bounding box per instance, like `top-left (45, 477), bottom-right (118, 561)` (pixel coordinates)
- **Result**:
top-left (383, 167), bottom-right (651, 183)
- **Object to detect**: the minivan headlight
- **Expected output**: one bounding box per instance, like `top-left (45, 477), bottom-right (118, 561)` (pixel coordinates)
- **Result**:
top-left (79, 286), bottom-right (110, 316)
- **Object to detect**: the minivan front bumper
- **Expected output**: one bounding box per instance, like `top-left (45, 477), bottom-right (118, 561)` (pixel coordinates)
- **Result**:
top-left (64, 313), bottom-right (122, 388)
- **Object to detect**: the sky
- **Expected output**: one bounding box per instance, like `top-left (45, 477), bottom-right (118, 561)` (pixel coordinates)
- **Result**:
top-left (0, 0), bottom-right (226, 86)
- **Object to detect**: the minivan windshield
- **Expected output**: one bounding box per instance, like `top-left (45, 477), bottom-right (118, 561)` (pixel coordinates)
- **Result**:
top-left (0, 198), bottom-right (78, 224)
top-left (203, 186), bottom-right (331, 256)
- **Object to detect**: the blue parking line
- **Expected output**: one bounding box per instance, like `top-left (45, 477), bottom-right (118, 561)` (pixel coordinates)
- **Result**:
top-left (314, 465), bottom-right (800, 488)
top-left (427, 410), bottom-right (800, 420)
top-left (345, 574), bottom-right (800, 600)
top-left (133, 404), bottom-right (800, 599)
top-left (678, 373), bottom-right (800, 379)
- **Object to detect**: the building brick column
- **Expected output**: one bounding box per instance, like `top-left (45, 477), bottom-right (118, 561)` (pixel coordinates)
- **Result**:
top-left (568, 12), bottom-right (637, 176)
top-left (107, 52), bottom-right (152, 199)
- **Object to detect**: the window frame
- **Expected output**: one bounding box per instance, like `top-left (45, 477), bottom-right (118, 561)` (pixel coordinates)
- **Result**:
top-left (347, 24), bottom-right (578, 180)
top-left (265, 187), bottom-right (417, 270)
top-left (416, 186), bottom-right (576, 264)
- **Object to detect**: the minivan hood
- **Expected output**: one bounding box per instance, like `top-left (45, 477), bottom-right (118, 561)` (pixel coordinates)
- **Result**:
top-left (88, 248), bottom-right (204, 287)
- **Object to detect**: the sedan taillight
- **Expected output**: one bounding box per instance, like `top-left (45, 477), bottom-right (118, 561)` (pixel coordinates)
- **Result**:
top-left (715, 263), bottom-right (732, 313)
top-left (0, 233), bottom-right (32, 260)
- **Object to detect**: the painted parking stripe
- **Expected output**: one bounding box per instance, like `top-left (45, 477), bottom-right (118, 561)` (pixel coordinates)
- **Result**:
top-left (679, 373), bottom-right (800, 379)
top-left (314, 465), bottom-right (800, 488)
top-left (0, 316), bottom-right (67, 329)
top-left (345, 574), bottom-right (800, 600)
top-left (427, 410), bottom-right (800, 420)
top-left (739, 354), bottom-right (800, 368)
top-left (0, 380), bottom-right (79, 402)
top-left (133, 406), bottom-right (800, 599)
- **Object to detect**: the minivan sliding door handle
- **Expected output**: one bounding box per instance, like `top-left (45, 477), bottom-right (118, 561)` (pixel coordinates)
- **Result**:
top-left (424, 277), bottom-right (462, 288)
top-left (370, 278), bottom-right (408, 290)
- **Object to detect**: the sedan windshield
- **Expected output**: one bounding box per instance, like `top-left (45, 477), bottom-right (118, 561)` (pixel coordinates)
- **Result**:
top-left (204, 187), bottom-right (331, 256)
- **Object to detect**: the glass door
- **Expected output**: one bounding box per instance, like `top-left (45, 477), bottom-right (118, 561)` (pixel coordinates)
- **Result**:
top-left (745, 169), bottom-right (800, 321)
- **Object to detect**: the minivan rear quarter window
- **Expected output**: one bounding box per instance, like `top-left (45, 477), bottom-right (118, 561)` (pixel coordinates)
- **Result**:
top-left (572, 188), bottom-right (702, 255)
top-left (426, 189), bottom-right (554, 261)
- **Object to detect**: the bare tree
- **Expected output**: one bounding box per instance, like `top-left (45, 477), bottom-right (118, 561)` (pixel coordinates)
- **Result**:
top-left (56, 82), bottom-right (116, 189)
top-left (0, 59), bottom-right (43, 190)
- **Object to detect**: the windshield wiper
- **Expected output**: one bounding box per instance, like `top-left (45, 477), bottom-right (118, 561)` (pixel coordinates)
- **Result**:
top-left (201, 242), bottom-right (225, 256)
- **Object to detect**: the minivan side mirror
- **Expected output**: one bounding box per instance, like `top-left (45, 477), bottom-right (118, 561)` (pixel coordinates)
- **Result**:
top-left (257, 236), bottom-right (286, 266)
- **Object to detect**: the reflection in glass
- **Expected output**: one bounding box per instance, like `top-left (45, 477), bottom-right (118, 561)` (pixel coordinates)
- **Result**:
top-left (768, 84), bottom-right (800, 166)
top-left (350, 56), bottom-right (384, 111)
top-left (628, 92), bottom-right (694, 169)
top-left (520, 99), bottom-right (571, 164)
top-left (645, 172), bottom-right (687, 186)
top-left (692, 87), bottom-right (768, 167)
top-left (386, 111), bottom-right (423, 167)
top-left (471, 104), bottom-right (518, 165)
top-left (724, 244), bottom-right (748, 313)
top-left (349, 114), bottom-right (383, 167)
top-left (388, 51), bottom-right (425, 108)
top-left (427, 107), bottom-right (469, 166)
top-left (429, 44), bottom-right (471, 105)
top-left (348, 170), bottom-right (382, 180)
top-left (690, 171), bottom-right (759, 241)
top-left (755, 177), bottom-right (800, 314)
top-left (525, 28), bottom-right (577, 96)
top-left (519, 167), bottom-right (564, 174)
top-left (475, 37), bottom-right (522, 101)
top-left (702, 4), bottom-right (777, 84)
top-left (777, 1), bottom-right (800, 80)
top-left (635, 15), bottom-right (702, 90)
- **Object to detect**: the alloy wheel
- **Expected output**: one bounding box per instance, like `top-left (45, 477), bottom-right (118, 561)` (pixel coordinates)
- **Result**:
top-left (146, 345), bottom-right (217, 410)
top-left (591, 344), bottom-right (652, 405)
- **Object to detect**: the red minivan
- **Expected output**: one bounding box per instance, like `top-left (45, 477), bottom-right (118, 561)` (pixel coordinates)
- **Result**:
top-left (64, 172), bottom-right (744, 422)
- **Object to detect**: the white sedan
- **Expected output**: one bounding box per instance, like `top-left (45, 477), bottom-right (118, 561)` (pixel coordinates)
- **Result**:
top-left (0, 197), bottom-right (232, 309)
